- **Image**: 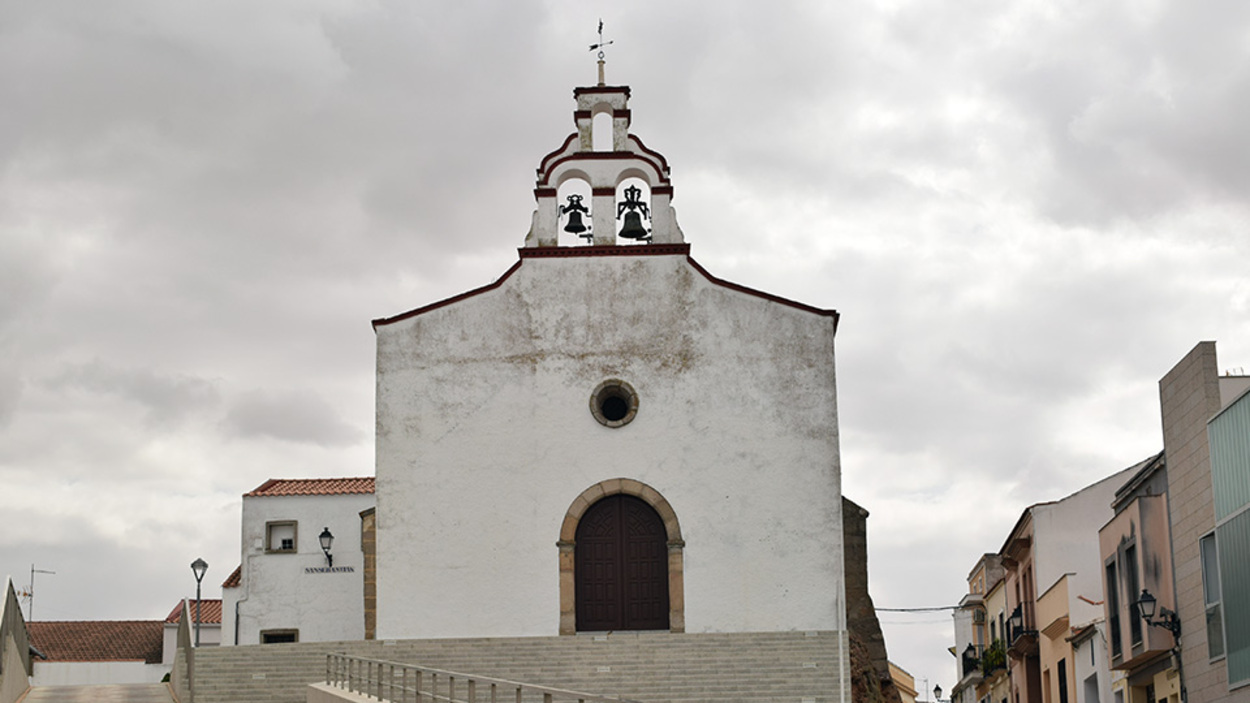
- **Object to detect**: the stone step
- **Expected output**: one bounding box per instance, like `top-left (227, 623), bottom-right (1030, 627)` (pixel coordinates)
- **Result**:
top-left (188, 631), bottom-right (847, 703)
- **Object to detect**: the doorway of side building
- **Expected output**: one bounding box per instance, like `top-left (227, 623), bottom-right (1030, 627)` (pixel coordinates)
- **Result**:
top-left (575, 493), bottom-right (670, 631)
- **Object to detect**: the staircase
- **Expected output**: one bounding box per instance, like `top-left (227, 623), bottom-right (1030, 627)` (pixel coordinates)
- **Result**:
top-left (189, 630), bottom-right (849, 703)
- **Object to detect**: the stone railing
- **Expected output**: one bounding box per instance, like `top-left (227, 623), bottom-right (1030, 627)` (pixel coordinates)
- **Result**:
top-left (324, 653), bottom-right (641, 703)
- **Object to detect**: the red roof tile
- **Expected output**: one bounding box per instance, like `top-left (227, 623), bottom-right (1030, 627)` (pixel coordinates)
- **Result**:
top-left (28, 621), bottom-right (164, 663)
top-left (164, 599), bottom-right (223, 624)
top-left (221, 564), bottom-right (242, 589)
top-left (244, 477), bottom-right (375, 497)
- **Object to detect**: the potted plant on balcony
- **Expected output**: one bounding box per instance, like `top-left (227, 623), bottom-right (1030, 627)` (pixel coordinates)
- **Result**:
top-left (981, 639), bottom-right (1006, 674)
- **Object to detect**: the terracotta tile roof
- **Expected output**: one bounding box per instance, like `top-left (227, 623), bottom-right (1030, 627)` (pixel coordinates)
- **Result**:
top-left (27, 621), bottom-right (164, 663)
top-left (244, 477), bottom-right (375, 497)
top-left (222, 564), bottom-right (242, 588)
top-left (164, 599), bottom-right (223, 624)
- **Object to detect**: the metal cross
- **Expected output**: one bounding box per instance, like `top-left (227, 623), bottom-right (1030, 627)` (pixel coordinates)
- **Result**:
top-left (589, 19), bottom-right (613, 60)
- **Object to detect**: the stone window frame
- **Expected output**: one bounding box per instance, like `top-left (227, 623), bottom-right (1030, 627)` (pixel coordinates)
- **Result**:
top-left (260, 628), bottom-right (299, 644)
top-left (265, 520), bottom-right (298, 554)
top-left (557, 478), bottom-right (684, 635)
top-left (589, 379), bottom-right (639, 428)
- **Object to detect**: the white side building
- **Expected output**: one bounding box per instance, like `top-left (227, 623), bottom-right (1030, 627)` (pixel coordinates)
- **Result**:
top-left (221, 477), bottom-right (374, 646)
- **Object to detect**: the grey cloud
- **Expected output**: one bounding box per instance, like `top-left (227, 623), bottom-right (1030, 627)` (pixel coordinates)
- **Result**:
top-left (222, 388), bottom-right (364, 447)
top-left (42, 360), bottom-right (220, 427)
top-left (2, 0), bottom-right (1249, 693)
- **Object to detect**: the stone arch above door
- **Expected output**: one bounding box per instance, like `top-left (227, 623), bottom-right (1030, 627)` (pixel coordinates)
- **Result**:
top-left (557, 478), bottom-right (685, 635)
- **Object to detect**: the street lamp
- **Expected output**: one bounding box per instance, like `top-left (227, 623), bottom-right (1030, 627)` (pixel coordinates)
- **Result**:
top-left (1008, 605), bottom-right (1024, 641)
top-left (935, 684), bottom-right (943, 703)
top-left (190, 558), bottom-right (208, 647)
top-left (319, 527), bottom-right (334, 568)
top-left (1135, 589), bottom-right (1181, 637)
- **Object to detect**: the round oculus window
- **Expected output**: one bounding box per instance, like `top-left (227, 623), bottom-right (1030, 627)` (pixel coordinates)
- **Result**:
top-left (590, 379), bottom-right (639, 428)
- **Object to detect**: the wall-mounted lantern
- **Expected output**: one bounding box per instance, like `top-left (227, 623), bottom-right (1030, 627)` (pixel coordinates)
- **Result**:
top-left (319, 527), bottom-right (334, 568)
top-left (1135, 589), bottom-right (1181, 636)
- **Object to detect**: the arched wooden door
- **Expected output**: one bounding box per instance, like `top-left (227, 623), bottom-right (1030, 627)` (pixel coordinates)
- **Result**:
top-left (575, 494), bottom-right (670, 631)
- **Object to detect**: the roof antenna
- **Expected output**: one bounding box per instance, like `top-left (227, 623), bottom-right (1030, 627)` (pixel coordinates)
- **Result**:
top-left (589, 19), bottom-right (613, 86)
top-left (24, 564), bottom-right (56, 621)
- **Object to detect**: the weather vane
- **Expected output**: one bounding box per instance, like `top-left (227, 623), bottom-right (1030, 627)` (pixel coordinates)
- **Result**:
top-left (589, 19), bottom-right (613, 86)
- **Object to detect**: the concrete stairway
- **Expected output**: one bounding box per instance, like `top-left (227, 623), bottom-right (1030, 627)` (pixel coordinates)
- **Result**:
top-left (190, 630), bottom-right (849, 703)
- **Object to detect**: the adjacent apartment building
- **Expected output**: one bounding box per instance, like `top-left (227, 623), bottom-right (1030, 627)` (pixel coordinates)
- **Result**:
top-left (956, 341), bottom-right (1249, 703)
top-left (1157, 342), bottom-right (1250, 703)
top-left (954, 467), bottom-right (1133, 703)
top-left (1098, 452), bottom-right (1179, 703)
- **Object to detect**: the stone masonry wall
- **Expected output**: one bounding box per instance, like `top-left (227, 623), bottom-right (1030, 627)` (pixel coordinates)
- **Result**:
top-left (844, 497), bottom-right (902, 703)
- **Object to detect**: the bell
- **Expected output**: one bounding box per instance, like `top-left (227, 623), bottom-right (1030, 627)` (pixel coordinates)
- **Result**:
top-left (564, 210), bottom-right (588, 235)
top-left (618, 211), bottom-right (650, 241)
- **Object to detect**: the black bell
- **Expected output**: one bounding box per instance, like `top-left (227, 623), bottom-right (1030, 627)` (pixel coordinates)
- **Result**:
top-left (564, 210), bottom-right (588, 235)
top-left (560, 194), bottom-right (592, 241)
top-left (618, 211), bottom-right (650, 240)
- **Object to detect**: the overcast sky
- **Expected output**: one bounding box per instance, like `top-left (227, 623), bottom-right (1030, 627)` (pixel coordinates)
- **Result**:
top-left (3, 0), bottom-right (1249, 692)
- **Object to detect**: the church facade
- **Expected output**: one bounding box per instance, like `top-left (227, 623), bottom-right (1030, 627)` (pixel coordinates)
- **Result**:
top-left (371, 80), bottom-right (848, 643)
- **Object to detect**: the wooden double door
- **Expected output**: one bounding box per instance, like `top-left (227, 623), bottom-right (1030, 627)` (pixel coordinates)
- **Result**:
top-left (574, 494), bottom-right (670, 631)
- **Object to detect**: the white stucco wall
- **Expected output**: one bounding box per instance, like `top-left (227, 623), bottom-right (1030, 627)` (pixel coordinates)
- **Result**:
top-left (1072, 623), bottom-right (1113, 703)
top-left (230, 492), bottom-right (374, 645)
top-left (951, 607), bottom-right (975, 687)
top-left (31, 661), bottom-right (167, 686)
top-left (162, 620), bottom-right (220, 664)
top-left (374, 251), bottom-right (843, 639)
top-left (221, 586), bottom-right (239, 646)
top-left (1033, 466), bottom-right (1136, 626)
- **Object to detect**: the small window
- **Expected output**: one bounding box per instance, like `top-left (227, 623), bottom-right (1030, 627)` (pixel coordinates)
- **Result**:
top-left (1125, 544), bottom-right (1141, 646)
top-left (1200, 532), bottom-right (1225, 660)
top-left (260, 629), bottom-right (299, 644)
top-left (1106, 560), bottom-right (1122, 660)
top-left (266, 521), bottom-right (297, 553)
top-left (590, 379), bottom-right (639, 428)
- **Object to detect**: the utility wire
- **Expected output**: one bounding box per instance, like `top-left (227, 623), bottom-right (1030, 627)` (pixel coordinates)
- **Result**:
top-left (876, 606), bottom-right (959, 612)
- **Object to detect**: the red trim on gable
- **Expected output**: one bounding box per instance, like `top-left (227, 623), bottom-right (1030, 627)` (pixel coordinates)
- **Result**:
top-left (537, 151), bottom-right (671, 188)
top-left (537, 134), bottom-right (579, 176)
top-left (373, 246), bottom-right (838, 331)
top-left (652, 185), bottom-right (674, 196)
top-left (573, 110), bottom-right (592, 120)
top-left (519, 244), bottom-right (689, 259)
top-left (373, 259), bottom-right (525, 328)
top-left (534, 187), bottom-right (556, 198)
top-left (574, 85), bottom-right (632, 98)
top-left (627, 135), bottom-right (671, 178)
top-left (684, 256), bottom-right (840, 327)
top-left (592, 187), bottom-right (615, 196)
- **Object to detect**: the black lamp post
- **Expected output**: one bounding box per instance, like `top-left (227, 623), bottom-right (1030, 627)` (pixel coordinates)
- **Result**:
top-left (935, 684), bottom-right (943, 703)
top-left (319, 527), bottom-right (334, 568)
top-left (190, 558), bottom-right (208, 647)
top-left (1135, 589), bottom-right (1181, 637)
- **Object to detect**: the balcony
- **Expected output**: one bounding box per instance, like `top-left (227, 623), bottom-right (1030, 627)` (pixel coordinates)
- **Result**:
top-left (1006, 605), bottom-right (1038, 660)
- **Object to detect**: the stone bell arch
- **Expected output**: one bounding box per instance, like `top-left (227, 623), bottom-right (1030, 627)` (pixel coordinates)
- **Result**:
top-left (525, 84), bottom-right (684, 248)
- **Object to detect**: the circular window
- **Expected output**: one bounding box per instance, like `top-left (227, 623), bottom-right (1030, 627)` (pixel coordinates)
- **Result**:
top-left (590, 379), bottom-right (639, 428)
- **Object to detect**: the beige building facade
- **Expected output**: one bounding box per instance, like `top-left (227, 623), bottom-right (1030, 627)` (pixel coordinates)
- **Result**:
top-left (1158, 342), bottom-right (1250, 703)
